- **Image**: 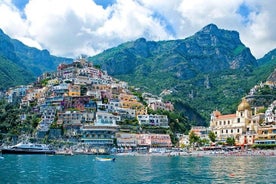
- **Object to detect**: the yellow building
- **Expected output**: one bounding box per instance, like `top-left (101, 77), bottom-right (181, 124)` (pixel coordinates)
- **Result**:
top-left (136, 106), bottom-right (147, 116)
top-left (119, 93), bottom-right (145, 112)
top-left (210, 98), bottom-right (259, 146)
top-left (119, 94), bottom-right (137, 102)
top-left (68, 84), bottom-right (81, 96)
top-left (92, 84), bottom-right (110, 91)
top-left (256, 126), bottom-right (276, 140)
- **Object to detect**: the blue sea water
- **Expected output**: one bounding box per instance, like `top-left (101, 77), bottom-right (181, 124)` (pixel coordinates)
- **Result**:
top-left (0, 155), bottom-right (276, 184)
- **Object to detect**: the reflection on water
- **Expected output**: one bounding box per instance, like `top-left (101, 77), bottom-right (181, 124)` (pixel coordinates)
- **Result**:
top-left (0, 155), bottom-right (276, 183)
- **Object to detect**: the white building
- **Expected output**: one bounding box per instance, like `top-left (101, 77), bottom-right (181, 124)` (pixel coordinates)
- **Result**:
top-left (265, 100), bottom-right (276, 124)
top-left (137, 114), bottom-right (169, 127)
top-left (210, 98), bottom-right (260, 145)
top-left (96, 111), bottom-right (121, 125)
top-left (57, 111), bottom-right (83, 127)
top-left (116, 133), bottom-right (137, 147)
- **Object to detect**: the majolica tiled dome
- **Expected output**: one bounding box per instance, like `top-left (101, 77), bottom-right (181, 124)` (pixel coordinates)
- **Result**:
top-left (238, 98), bottom-right (251, 111)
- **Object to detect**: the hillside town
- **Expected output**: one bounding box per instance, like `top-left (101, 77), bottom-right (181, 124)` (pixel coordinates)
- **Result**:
top-left (2, 58), bottom-right (174, 154)
top-left (2, 58), bottom-right (276, 155)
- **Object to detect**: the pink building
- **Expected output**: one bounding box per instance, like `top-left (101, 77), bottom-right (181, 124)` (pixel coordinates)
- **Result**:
top-left (148, 101), bottom-right (174, 111)
top-left (136, 134), bottom-right (172, 147)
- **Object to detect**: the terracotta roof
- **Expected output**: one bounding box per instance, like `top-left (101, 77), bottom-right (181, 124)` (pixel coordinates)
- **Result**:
top-left (216, 114), bottom-right (236, 119)
top-left (213, 110), bottom-right (221, 117)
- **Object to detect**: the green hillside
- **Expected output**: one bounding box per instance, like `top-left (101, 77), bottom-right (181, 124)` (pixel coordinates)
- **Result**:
top-left (89, 24), bottom-right (276, 124)
top-left (0, 28), bottom-right (73, 89)
top-left (0, 56), bottom-right (35, 89)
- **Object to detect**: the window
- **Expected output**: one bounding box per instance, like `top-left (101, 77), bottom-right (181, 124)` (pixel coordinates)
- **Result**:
top-left (237, 118), bottom-right (240, 123)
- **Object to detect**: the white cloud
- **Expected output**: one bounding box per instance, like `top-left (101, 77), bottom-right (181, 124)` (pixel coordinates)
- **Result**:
top-left (0, 1), bottom-right (28, 36)
top-left (24, 0), bottom-right (108, 56)
top-left (96, 0), bottom-right (172, 40)
top-left (240, 0), bottom-right (276, 58)
top-left (0, 0), bottom-right (275, 58)
top-left (15, 36), bottom-right (42, 49)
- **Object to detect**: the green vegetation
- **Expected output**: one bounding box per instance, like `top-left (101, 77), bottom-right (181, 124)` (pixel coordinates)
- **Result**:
top-left (189, 131), bottom-right (200, 147)
top-left (89, 26), bottom-right (276, 125)
top-left (40, 78), bottom-right (50, 87)
top-left (0, 29), bottom-right (73, 89)
top-left (252, 144), bottom-right (276, 149)
top-left (118, 119), bottom-right (139, 126)
top-left (0, 100), bottom-right (40, 143)
top-left (208, 131), bottom-right (216, 143)
top-left (147, 108), bottom-right (191, 134)
top-left (233, 44), bottom-right (246, 56)
top-left (121, 88), bottom-right (192, 139)
top-left (1, 25), bottom-right (276, 144)
top-left (226, 137), bottom-right (235, 146)
top-left (0, 56), bottom-right (35, 89)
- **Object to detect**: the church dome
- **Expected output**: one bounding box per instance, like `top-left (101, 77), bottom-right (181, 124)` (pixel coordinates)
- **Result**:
top-left (238, 98), bottom-right (251, 111)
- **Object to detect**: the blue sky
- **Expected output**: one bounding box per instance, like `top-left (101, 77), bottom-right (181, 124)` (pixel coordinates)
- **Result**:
top-left (12, 0), bottom-right (29, 10)
top-left (0, 0), bottom-right (275, 58)
top-left (12, 0), bottom-right (117, 10)
top-left (94, 0), bottom-right (116, 9)
top-left (236, 2), bottom-right (256, 25)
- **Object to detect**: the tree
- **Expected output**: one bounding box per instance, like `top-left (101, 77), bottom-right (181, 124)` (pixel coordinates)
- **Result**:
top-left (226, 137), bottom-right (235, 146)
top-left (189, 131), bottom-right (200, 147)
top-left (198, 138), bottom-right (209, 146)
top-left (208, 131), bottom-right (216, 143)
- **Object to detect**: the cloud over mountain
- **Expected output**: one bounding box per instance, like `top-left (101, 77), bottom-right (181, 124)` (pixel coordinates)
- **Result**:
top-left (0, 0), bottom-right (276, 58)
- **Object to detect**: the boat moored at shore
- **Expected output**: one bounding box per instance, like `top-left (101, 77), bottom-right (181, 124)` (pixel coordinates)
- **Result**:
top-left (1, 142), bottom-right (55, 155)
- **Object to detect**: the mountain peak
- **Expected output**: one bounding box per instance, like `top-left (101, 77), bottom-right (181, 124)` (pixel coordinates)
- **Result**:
top-left (201, 23), bottom-right (219, 32)
top-left (192, 23), bottom-right (243, 51)
top-left (134, 37), bottom-right (147, 43)
top-left (197, 23), bottom-right (240, 39)
top-left (91, 23), bottom-right (257, 76)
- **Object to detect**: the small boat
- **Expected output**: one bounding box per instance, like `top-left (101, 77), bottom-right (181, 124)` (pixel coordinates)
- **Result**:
top-left (96, 157), bottom-right (116, 162)
top-left (1, 142), bottom-right (55, 155)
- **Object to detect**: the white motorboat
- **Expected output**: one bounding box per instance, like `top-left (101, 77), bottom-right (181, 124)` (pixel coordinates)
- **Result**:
top-left (1, 142), bottom-right (55, 154)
